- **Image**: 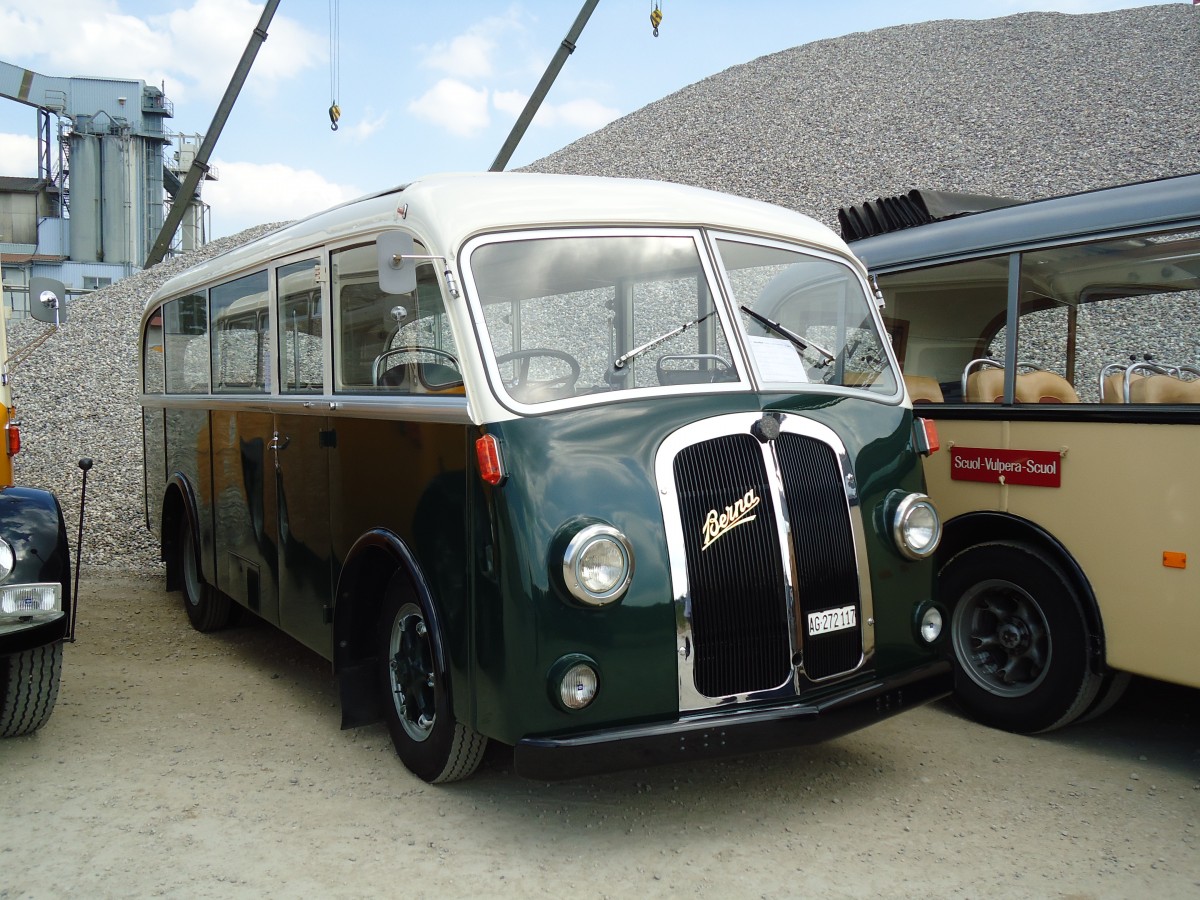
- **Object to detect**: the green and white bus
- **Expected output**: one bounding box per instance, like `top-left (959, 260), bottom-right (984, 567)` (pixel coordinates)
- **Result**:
top-left (141, 172), bottom-right (949, 782)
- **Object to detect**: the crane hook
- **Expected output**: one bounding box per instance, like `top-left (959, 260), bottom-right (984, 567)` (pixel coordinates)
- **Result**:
top-left (650, 2), bottom-right (662, 37)
top-left (328, 103), bottom-right (341, 131)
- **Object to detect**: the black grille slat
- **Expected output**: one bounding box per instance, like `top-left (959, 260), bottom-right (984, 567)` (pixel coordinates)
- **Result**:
top-left (777, 434), bottom-right (863, 679)
top-left (674, 434), bottom-right (791, 697)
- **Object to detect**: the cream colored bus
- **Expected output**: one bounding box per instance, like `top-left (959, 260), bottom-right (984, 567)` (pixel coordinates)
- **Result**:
top-left (848, 173), bottom-right (1200, 732)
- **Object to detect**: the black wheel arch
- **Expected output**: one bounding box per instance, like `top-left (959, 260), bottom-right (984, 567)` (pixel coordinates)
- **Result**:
top-left (333, 529), bottom-right (456, 730)
top-left (160, 473), bottom-right (201, 593)
top-left (936, 510), bottom-right (1107, 674)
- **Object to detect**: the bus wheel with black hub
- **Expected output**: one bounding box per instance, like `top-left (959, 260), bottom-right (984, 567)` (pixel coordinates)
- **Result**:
top-left (179, 515), bottom-right (232, 632)
top-left (940, 542), bottom-right (1101, 733)
top-left (378, 585), bottom-right (486, 783)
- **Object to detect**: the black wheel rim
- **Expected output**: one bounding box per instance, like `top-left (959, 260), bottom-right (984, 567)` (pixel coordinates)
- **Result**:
top-left (387, 602), bottom-right (436, 742)
top-left (951, 578), bottom-right (1051, 698)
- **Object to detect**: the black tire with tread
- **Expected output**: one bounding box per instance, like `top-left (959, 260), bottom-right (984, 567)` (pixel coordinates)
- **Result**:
top-left (0, 643), bottom-right (63, 737)
top-left (378, 577), bottom-right (486, 783)
top-left (940, 541), bottom-right (1102, 733)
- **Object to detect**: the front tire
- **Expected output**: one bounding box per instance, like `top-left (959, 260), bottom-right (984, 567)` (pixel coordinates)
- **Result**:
top-left (940, 542), bottom-right (1101, 733)
top-left (378, 578), bottom-right (485, 783)
top-left (179, 514), bottom-right (232, 632)
top-left (0, 643), bottom-right (63, 737)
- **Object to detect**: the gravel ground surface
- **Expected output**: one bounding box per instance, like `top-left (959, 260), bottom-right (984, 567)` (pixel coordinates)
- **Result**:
top-left (8, 3), bottom-right (1200, 571)
top-left (1, 573), bottom-right (1197, 898)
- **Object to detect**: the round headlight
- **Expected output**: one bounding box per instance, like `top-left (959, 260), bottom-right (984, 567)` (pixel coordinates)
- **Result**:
top-left (558, 661), bottom-right (599, 710)
top-left (893, 493), bottom-right (941, 560)
top-left (562, 524), bottom-right (634, 605)
top-left (0, 537), bottom-right (14, 580)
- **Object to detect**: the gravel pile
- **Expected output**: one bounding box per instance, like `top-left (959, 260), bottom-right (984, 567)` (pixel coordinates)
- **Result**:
top-left (10, 4), bottom-right (1199, 573)
top-left (526, 4), bottom-right (1200, 228)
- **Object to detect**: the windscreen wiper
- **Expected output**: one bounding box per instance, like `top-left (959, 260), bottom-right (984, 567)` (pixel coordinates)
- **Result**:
top-left (740, 305), bottom-right (834, 367)
top-left (613, 309), bottom-right (717, 370)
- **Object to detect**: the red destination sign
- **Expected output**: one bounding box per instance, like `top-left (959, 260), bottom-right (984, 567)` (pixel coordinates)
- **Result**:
top-left (949, 446), bottom-right (1062, 487)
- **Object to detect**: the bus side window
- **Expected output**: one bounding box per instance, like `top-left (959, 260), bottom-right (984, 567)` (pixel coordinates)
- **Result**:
top-left (278, 259), bottom-right (323, 394)
top-left (163, 292), bottom-right (209, 394)
top-left (877, 255), bottom-right (1010, 404)
top-left (210, 271), bottom-right (270, 394)
top-left (332, 244), bottom-right (462, 395)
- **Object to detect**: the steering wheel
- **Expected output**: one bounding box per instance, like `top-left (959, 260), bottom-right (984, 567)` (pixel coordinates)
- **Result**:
top-left (496, 349), bottom-right (581, 393)
top-left (373, 345), bottom-right (459, 386)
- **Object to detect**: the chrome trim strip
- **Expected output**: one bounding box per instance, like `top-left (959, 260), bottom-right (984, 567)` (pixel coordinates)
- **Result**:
top-left (139, 393), bottom-right (475, 424)
top-left (655, 412), bottom-right (875, 713)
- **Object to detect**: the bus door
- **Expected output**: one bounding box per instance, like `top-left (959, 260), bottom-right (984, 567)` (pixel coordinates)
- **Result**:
top-left (273, 258), bottom-right (334, 656)
top-left (210, 273), bottom-right (281, 624)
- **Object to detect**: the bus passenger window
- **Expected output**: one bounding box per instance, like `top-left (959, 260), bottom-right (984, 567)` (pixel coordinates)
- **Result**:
top-left (877, 255), bottom-right (1010, 403)
top-left (163, 292), bottom-right (208, 394)
top-left (332, 243), bottom-right (461, 395)
top-left (210, 272), bottom-right (269, 394)
top-left (278, 259), bottom-right (323, 394)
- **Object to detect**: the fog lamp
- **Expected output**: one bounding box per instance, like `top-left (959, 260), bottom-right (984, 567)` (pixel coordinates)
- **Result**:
top-left (558, 661), bottom-right (599, 710)
top-left (919, 606), bottom-right (944, 643)
top-left (0, 583), bottom-right (61, 620)
top-left (0, 537), bottom-right (13, 580)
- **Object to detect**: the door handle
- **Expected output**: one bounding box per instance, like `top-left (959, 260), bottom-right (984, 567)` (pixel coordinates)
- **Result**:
top-left (268, 432), bottom-right (291, 452)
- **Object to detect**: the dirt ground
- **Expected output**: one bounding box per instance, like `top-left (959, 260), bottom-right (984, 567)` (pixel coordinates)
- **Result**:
top-left (2, 572), bottom-right (1197, 899)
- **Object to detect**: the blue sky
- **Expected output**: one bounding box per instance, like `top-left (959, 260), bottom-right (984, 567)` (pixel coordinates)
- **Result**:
top-left (0, 0), bottom-right (1179, 238)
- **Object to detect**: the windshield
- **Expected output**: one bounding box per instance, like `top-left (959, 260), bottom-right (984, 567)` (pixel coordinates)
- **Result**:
top-left (468, 233), bottom-right (738, 405)
top-left (465, 230), bottom-right (897, 407)
top-left (717, 238), bottom-right (898, 395)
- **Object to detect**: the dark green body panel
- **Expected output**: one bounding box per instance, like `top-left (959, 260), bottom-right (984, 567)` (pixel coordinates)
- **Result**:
top-left (475, 392), bottom-right (937, 746)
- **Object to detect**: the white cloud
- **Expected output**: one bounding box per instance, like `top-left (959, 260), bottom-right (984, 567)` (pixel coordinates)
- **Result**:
top-left (493, 91), bottom-right (619, 131)
top-left (339, 111), bottom-right (389, 143)
top-left (418, 13), bottom-right (527, 79)
top-left (203, 159), bottom-right (363, 237)
top-left (0, 0), bottom-right (323, 107)
top-left (408, 80), bottom-right (490, 137)
top-left (0, 133), bottom-right (39, 177)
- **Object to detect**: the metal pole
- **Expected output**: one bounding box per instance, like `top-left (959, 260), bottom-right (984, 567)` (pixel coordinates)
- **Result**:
top-left (490, 0), bottom-right (600, 172)
top-left (68, 457), bottom-right (93, 642)
top-left (144, 0), bottom-right (283, 267)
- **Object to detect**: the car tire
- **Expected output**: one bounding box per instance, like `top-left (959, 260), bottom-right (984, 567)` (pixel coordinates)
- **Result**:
top-left (0, 642), bottom-right (63, 737)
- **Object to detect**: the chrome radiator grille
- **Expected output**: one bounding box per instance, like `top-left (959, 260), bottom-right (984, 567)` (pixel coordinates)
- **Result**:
top-left (667, 418), bottom-right (865, 701)
top-left (674, 434), bottom-right (792, 697)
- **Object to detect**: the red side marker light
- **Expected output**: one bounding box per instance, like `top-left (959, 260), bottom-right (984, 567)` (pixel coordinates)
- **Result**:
top-left (475, 434), bottom-right (505, 486)
top-left (5, 422), bottom-right (20, 457)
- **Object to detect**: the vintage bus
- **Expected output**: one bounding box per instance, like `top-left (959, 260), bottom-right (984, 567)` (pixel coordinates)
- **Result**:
top-left (140, 172), bottom-right (950, 783)
top-left (847, 172), bottom-right (1200, 733)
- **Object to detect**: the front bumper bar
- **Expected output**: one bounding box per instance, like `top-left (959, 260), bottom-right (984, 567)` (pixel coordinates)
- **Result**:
top-left (514, 660), bottom-right (951, 781)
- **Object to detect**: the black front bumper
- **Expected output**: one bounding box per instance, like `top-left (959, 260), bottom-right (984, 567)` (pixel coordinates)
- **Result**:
top-left (514, 660), bottom-right (951, 781)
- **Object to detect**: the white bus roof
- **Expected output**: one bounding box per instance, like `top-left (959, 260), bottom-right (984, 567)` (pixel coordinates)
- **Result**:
top-left (146, 172), bottom-right (849, 309)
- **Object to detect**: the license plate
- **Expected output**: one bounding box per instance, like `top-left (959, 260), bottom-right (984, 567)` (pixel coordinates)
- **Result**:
top-left (807, 605), bottom-right (857, 636)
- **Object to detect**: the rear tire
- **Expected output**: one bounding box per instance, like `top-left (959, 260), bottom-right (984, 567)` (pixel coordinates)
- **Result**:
top-left (180, 514), bottom-right (232, 632)
top-left (378, 577), bottom-right (485, 783)
top-left (940, 542), bottom-right (1101, 733)
top-left (0, 643), bottom-right (63, 737)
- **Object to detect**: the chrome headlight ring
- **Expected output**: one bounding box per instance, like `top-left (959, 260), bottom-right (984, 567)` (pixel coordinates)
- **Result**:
top-left (561, 524), bottom-right (635, 606)
top-left (892, 493), bottom-right (941, 560)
